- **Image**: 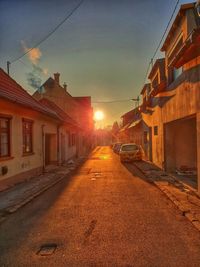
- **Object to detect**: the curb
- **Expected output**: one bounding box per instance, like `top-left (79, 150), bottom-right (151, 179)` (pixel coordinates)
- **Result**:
top-left (0, 174), bottom-right (67, 225)
top-left (133, 162), bottom-right (200, 232)
top-left (0, 161), bottom-right (84, 224)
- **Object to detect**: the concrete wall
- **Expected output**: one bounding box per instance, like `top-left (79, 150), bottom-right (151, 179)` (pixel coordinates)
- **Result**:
top-left (0, 99), bottom-right (59, 186)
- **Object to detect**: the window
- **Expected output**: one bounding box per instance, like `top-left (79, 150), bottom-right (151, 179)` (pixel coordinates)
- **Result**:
top-left (0, 117), bottom-right (10, 158)
top-left (154, 126), bottom-right (158, 136)
top-left (121, 144), bottom-right (139, 152)
top-left (22, 119), bottom-right (33, 154)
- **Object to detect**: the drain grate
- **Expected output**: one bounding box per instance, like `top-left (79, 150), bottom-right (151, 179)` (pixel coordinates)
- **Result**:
top-left (37, 243), bottom-right (57, 256)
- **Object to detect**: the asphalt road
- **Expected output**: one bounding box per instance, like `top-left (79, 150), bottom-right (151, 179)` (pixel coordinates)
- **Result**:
top-left (0, 146), bottom-right (200, 267)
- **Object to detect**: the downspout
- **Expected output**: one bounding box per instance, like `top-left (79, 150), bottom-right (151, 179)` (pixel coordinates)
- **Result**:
top-left (57, 125), bottom-right (60, 166)
top-left (41, 124), bottom-right (45, 173)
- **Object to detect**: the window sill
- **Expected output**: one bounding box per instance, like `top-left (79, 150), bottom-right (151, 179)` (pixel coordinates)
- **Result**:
top-left (0, 156), bottom-right (14, 162)
top-left (22, 152), bottom-right (35, 157)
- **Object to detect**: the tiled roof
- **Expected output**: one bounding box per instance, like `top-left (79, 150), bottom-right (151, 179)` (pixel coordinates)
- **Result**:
top-left (39, 98), bottom-right (80, 128)
top-left (0, 68), bottom-right (59, 119)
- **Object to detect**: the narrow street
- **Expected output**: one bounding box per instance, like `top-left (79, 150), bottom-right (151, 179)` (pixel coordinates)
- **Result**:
top-left (0, 146), bottom-right (200, 267)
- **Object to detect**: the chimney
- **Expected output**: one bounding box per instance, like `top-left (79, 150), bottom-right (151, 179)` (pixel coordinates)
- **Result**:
top-left (54, 73), bottom-right (60, 84)
top-left (63, 82), bottom-right (67, 91)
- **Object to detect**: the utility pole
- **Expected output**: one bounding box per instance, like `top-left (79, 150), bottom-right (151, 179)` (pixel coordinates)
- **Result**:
top-left (7, 61), bottom-right (10, 76)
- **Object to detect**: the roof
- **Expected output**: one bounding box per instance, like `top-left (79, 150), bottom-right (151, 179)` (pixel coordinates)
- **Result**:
top-left (121, 108), bottom-right (138, 119)
top-left (0, 68), bottom-right (59, 119)
top-left (39, 77), bottom-right (73, 98)
top-left (39, 98), bottom-right (79, 127)
top-left (161, 3), bottom-right (195, 51)
top-left (148, 58), bottom-right (165, 80)
top-left (140, 83), bottom-right (151, 95)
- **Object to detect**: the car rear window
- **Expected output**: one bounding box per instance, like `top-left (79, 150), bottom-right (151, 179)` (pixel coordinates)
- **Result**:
top-left (121, 144), bottom-right (139, 151)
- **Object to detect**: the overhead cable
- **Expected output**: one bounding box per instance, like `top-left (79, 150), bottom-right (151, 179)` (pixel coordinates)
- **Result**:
top-left (10, 0), bottom-right (84, 64)
top-left (143, 0), bottom-right (180, 83)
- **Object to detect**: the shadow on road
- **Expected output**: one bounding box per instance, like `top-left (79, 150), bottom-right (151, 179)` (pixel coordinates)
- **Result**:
top-left (0, 159), bottom-right (87, 256)
top-left (121, 161), bottom-right (156, 185)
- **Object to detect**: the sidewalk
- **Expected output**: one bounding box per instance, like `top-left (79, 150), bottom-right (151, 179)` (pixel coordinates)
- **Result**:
top-left (133, 160), bottom-right (200, 232)
top-left (0, 158), bottom-right (84, 224)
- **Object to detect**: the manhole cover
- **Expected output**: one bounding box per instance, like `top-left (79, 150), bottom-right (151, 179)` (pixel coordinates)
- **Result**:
top-left (37, 243), bottom-right (57, 256)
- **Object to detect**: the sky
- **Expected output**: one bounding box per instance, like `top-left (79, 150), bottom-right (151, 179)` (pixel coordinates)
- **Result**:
top-left (0, 0), bottom-right (190, 127)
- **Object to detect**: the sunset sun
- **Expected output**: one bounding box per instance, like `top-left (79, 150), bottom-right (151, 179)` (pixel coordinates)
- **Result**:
top-left (94, 110), bottom-right (104, 121)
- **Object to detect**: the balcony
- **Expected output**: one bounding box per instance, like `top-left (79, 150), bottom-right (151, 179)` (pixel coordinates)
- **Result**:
top-left (169, 28), bottom-right (200, 68)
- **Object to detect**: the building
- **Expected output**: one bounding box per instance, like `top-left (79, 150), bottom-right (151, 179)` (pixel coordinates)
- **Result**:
top-left (39, 98), bottom-right (80, 163)
top-left (118, 2), bottom-right (200, 192)
top-left (0, 68), bottom-right (62, 189)
top-left (33, 73), bottom-right (94, 158)
top-left (139, 2), bottom-right (200, 191)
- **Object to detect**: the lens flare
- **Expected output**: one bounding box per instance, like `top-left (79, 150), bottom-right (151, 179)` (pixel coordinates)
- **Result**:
top-left (94, 110), bottom-right (104, 121)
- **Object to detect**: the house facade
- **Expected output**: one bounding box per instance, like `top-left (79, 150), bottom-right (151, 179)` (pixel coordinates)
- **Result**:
top-left (33, 73), bottom-right (94, 158)
top-left (141, 3), bottom-right (200, 191)
top-left (0, 69), bottom-right (94, 190)
top-left (119, 2), bottom-right (200, 192)
top-left (0, 69), bottom-right (62, 189)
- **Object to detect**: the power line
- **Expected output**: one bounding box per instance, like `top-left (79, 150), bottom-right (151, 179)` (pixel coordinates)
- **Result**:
top-left (142, 0), bottom-right (180, 84)
top-left (151, 0), bottom-right (180, 61)
top-left (93, 99), bottom-right (134, 104)
top-left (37, 93), bottom-right (136, 104)
top-left (10, 0), bottom-right (84, 64)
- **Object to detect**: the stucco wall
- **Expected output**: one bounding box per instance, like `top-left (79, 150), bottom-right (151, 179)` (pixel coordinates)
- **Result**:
top-left (0, 99), bottom-right (58, 183)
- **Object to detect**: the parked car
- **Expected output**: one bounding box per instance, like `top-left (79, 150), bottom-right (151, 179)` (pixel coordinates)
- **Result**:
top-left (119, 143), bottom-right (142, 162)
top-left (113, 143), bottom-right (123, 154)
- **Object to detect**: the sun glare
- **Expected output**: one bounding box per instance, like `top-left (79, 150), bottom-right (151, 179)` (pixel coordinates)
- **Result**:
top-left (94, 110), bottom-right (104, 121)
